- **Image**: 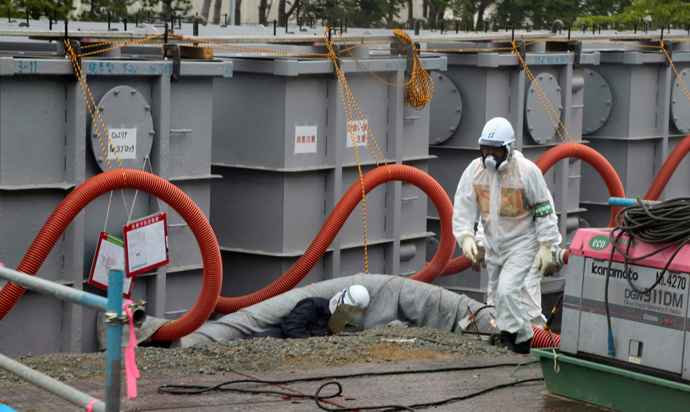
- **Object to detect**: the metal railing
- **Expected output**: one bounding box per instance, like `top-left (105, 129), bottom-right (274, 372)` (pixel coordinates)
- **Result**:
top-left (0, 266), bottom-right (144, 412)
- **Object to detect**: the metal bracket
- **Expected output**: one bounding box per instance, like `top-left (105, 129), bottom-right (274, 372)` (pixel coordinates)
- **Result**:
top-left (663, 40), bottom-right (672, 67)
top-left (514, 40), bottom-right (526, 71)
top-left (390, 42), bottom-right (418, 78)
top-left (568, 40), bottom-right (582, 68)
top-left (104, 299), bottom-right (147, 327)
top-left (68, 39), bottom-right (81, 83)
top-left (104, 311), bottom-right (128, 326)
top-left (164, 44), bottom-right (181, 82)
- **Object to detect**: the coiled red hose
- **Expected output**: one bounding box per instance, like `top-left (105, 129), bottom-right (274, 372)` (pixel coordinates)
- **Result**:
top-left (215, 164), bottom-right (456, 313)
top-left (0, 170), bottom-right (222, 341)
top-left (645, 133), bottom-right (690, 200)
top-left (536, 143), bottom-right (625, 228)
top-left (532, 326), bottom-right (560, 348)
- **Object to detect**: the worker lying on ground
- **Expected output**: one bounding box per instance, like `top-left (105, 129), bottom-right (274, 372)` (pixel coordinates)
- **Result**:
top-left (246, 285), bottom-right (371, 339)
top-left (452, 117), bottom-right (561, 354)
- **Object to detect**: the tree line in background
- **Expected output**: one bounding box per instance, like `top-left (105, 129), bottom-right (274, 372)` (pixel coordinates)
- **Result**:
top-left (3, 0), bottom-right (690, 31)
top-left (1, 0), bottom-right (191, 23)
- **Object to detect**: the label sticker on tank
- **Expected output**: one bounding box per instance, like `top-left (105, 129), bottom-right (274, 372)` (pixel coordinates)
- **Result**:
top-left (629, 356), bottom-right (641, 364)
top-left (107, 128), bottom-right (137, 160)
top-left (346, 120), bottom-right (368, 147)
top-left (295, 125), bottom-right (317, 154)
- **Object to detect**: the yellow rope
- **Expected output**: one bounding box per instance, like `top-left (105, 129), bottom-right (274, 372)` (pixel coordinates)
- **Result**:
top-left (325, 27), bottom-right (403, 274)
top-left (525, 39), bottom-right (569, 46)
top-left (64, 40), bottom-right (126, 182)
top-left (660, 40), bottom-right (690, 111)
top-left (393, 29), bottom-right (434, 110)
top-left (512, 40), bottom-right (577, 153)
top-left (80, 34), bottom-right (164, 49)
top-left (169, 33), bottom-right (330, 56)
top-left (425, 46), bottom-right (515, 52)
top-left (76, 33), bottom-right (165, 57)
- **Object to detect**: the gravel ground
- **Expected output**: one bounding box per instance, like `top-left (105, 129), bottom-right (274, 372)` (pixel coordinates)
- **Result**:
top-left (0, 327), bottom-right (511, 386)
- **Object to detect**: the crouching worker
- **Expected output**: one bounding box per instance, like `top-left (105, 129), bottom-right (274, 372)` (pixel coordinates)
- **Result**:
top-left (452, 117), bottom-right (560, 354)
top-left (282, 285), bottom-right (370, 338)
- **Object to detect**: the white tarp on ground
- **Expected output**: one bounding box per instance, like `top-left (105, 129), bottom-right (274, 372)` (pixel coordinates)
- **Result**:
top-left (99, 274), bottom-right (498, 349)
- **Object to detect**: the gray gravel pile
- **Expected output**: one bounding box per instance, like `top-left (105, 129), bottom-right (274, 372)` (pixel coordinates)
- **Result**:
top-left (0, 327), bottom-right (509, 386)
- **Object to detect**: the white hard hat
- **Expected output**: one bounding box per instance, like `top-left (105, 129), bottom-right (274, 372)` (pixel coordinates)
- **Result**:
top-left (478, 117), bottom-right (515, 147)
top-left (329, 285), bottom-right (370, 314)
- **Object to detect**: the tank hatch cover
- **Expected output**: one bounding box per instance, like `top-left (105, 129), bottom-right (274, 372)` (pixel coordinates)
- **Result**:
top-left (525, 72), bottom-right (562, 145)
top-left (429, 72), bottom-right (462, 145)
top-left (90, 85), bottom-right (155, 173)
top-left (582, 68), bottom-right (612, 135)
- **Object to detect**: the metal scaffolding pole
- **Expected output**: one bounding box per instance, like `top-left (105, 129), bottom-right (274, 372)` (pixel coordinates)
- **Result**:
top-left (0, 352), bottom-right (108, 412)
top-left (0, 266), bottom-right (107, 311)
top-left (0, 266), bottom-right (127, 412)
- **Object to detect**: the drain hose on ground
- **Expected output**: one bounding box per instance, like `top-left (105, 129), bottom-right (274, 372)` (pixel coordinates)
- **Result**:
top-left (0, 170), bottom-right (222, 341)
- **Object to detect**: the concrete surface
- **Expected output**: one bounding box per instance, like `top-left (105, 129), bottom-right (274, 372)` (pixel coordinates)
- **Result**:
top-left (0, 354), bottom-right (613, 412)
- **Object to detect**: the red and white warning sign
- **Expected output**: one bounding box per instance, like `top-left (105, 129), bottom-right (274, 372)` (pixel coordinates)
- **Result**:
top-left (123, 213), bottom-right (169, 277)
top-left (346, 120), bottom-right (368, 147)
top-left (295, 125), bottom-right (317, 154)
top-left (88, 232), bottom-right (133, 298)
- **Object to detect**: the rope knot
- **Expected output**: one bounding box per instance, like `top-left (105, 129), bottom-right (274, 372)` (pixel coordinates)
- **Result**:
top-left (393, 28), bottom-right (412, 45)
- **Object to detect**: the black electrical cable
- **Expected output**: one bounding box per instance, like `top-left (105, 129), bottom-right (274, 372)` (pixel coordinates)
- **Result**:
top-left (159, 361), bottom-right (544, 412)
top-left (471, 304), bottom-right (495, 318)
top-left (604, 197), bottom-right (690, 353)
top-left (158, 361), bottom-right (526, 395)
top-left (313, 378), bottom-right (544, 411)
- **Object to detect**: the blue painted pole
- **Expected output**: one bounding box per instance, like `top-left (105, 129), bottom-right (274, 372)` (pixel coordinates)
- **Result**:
top-left (105, 270), bottom-right (123, 412)
top-left (608, 197), bottom-right (661, 207)
top-left (0, 266), bottom-right (107, 311)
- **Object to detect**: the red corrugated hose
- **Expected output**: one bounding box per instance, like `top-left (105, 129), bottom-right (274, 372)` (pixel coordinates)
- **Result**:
top-left (0, 169), bottom-right (222, 341)
top-left (645, 133), bottom-right (690, 200)
top-left (532, 326), bottom-right (560, 347)
top-left (535, 143), bottom-right (625, 227)
top-left (214, 164), bottom-right (456, 313)
top-left (0, 145), bottom-right (625, 345)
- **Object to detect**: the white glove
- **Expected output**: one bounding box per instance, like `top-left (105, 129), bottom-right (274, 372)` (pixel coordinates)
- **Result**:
top-left (462, 235), bottom-right (478, 263)
top-left (536, 242), bottom-right (553, 275)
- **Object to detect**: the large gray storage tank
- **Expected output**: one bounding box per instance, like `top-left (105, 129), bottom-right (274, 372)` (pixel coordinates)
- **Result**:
top-left (579, 36), bottom-right (690, 226)
top-left (210, 46), bottom-right (446, 297)
top-left (0, 42), bottom-right (230, 357)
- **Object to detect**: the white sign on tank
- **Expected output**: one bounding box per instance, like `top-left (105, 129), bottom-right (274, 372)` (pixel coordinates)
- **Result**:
top-left (107, 128), bottom-right (137, 160)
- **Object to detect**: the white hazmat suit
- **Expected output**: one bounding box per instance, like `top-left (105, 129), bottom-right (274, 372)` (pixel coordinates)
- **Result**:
top-left (453, 124), bottom-right (560, 346)
top-left (475, 158), bottom-right (562, 329)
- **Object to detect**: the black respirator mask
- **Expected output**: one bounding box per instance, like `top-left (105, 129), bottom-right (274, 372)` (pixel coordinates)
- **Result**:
top-left (480, 146), bottom-right (510, 173)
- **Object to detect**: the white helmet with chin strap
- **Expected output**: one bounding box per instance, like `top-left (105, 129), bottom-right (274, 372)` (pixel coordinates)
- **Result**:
top-left (478, 117), bottom-right (515, 172)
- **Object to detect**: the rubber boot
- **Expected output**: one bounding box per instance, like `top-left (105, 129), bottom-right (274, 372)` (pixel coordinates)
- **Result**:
top-left (512, 337), bottom-right (533, 354)
top-left (496, 331), bottom-right (532, 354)
top-left (496, 331), bottom-right (517, 351)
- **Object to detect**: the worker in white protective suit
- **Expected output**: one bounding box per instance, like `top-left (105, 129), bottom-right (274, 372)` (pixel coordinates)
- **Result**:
top-left (452, 117), bottom-right (561, 354)
top-left (475, 205), bottom-right (561, 329)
